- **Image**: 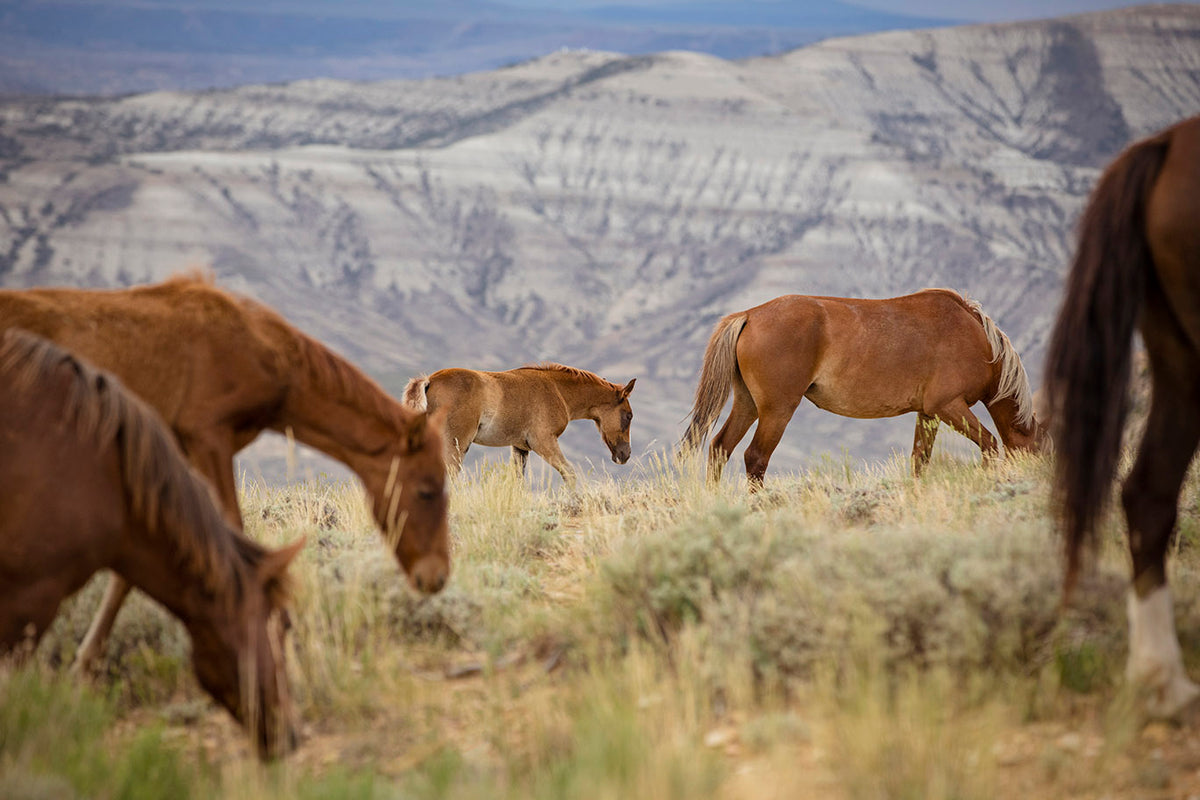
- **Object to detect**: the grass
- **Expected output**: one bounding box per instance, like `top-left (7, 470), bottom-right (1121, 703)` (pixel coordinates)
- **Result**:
top-left (5, 448), bottom-right (1200, 799)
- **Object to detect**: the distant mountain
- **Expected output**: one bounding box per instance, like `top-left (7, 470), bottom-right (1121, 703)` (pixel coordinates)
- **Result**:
top-left (0, 0), bottom-right (952, 95)
top-left (1, 4), bottom-right (1197, 482)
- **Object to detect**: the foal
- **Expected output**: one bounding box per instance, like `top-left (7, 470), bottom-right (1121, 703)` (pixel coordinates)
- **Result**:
top-left (0, 330), bottom-right (302, 758)
top-left (404, 364), bottom-right (636, 487)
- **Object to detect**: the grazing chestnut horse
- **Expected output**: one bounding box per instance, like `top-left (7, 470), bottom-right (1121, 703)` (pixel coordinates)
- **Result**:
top-left (0, 273), bottom-right (450, 672)
top-left (1045, 114), bottom-right (1200, 720)
top-left (0, 329), bottom-right (302, 758)
top-left (682, 289), bottom-right (1043, 483)
top-left (403, 364), bottom-right (636, 487)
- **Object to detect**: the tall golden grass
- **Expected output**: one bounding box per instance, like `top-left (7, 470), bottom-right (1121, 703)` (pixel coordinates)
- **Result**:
top-left (4, 449), bottom-right (1200, 799)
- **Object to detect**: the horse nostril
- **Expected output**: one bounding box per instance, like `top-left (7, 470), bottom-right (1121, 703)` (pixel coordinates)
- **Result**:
top-left (432, 574), bottom-right (446, 593)
top-left (414, 574), bottom-right (426, 592)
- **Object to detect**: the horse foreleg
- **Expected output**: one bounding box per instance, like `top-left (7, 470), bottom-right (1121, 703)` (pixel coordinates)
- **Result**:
top-left (1121, 369), bottom-right (1200, 718)
top-left (72, 574), bottom-right (132, 674)
top-left (911, 413), bottom-right (939, 477)
top-left (709, 389), bottom-right (757, 484)
top-left (934, 400), bottom-right (999, 466)
top-left (743, 404), bottom-right (797, 488)
top-left (530, 436), bottom-right (577, 490)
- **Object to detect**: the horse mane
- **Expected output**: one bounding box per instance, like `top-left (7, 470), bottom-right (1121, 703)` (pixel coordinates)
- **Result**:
top-left (256, 303), bottom-right (416, 431)
top-left (521, 362), bottom-right (621, 391)
top-left (935, 289), bottom-right (1035, 428)
top-left (0, 328), bottom-right (284, 608)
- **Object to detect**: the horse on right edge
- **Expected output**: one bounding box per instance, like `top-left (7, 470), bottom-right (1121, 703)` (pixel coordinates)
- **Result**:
top-left (1045, 114), bottom-right (1200, 720)
top-left (682, 288), bottom-right (1045, 485)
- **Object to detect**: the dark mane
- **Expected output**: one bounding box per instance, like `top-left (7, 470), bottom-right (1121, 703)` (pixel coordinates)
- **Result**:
top-left (521, 362), bottom-right (620, 390)
top-left (0, 328), bottom-right (280, 606)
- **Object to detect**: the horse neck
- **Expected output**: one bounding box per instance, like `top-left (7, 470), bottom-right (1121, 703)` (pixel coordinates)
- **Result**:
top-left (114, 511), bottom-right (251, 633)
top-left (272, 332), bottom-right (404, 485)
top-left (986, 395), bottom-right (1038, 452)
top-left (548, 372), bottom-right (612, 420)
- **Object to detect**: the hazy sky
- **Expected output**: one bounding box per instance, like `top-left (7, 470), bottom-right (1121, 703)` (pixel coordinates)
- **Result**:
top-left (505, 0), bottom-right (1162, 24)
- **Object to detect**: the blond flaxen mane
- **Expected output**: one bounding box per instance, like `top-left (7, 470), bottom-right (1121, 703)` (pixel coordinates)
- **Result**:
top-left (0, 328), bottom-right (281, 607)
top-left (935, 289), bottom-right (1035, 427)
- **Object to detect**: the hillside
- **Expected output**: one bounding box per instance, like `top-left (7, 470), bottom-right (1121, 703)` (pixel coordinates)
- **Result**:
top-left (1, 4), bottom-right (1198, 480)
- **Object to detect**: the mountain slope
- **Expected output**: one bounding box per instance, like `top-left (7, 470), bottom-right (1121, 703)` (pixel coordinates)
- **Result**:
top-left (1, 4), bottom-right (1197, 480)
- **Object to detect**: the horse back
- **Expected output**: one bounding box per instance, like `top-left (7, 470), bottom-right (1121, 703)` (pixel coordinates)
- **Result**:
top-left (0, 278), bottom-right (289, 427)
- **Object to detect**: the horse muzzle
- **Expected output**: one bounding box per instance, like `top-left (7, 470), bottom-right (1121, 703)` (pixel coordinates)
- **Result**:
top-left (610, 443), bottom-right (631, 465)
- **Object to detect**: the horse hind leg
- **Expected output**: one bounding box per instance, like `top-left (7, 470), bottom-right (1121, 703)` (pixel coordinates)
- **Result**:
top-left (743, 401), bottom-right (799, 488)
top-left (911, 413), bottom-right (939, 477)
top-left (1121, 354), bottom-right (1200, 718)
top-left (708, 381), bottom-right (757, 484)
top-left (511, 446), bottom-right (529, 477)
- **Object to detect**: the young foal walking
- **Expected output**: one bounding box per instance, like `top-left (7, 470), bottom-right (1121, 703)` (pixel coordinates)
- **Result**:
top-left (0, 274), bottom-right (450, 671)
top-left (403, 364), bottom-right (636, 487)
top-left (682, 289), bottom-right (1043, 484)
top-left (0, 330), bottom-right (302, 758)
top-left (1045, 114), bottom-right (1200, 720)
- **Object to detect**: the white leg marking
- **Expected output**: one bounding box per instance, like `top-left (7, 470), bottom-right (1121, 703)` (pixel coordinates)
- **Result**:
top-left (1127, 586), bottom-right (1200, 718)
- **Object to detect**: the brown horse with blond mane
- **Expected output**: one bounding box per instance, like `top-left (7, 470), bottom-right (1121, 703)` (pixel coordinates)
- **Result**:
top-left (0, 329), bottom-right (302, 758)
top-left (682, 289), bottom-right (1044, 484)
top-left (0, 273), bottom-right (450, 672)
top-left (1045, 114), bottom-right (1200, 720)
top-left (403, 364), bottom-right (636, 487)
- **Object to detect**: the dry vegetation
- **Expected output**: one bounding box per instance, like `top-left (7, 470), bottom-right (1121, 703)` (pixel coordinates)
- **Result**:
top-left (5, 449), bottom-right (1200, 799)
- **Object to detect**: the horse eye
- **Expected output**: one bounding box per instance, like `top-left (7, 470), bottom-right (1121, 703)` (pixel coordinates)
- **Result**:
top-left (417, 483), bottom-right (440, 502)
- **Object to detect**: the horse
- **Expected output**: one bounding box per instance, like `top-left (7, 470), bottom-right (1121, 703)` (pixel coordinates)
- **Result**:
top-left (403, 364), bottom-right (636, 488)
top-left (1045, 114), bottom-right (1200, 720)
top-left (0, 329), bottom-right (303, 758)
top-left (681, 289), bottom-right (1044, 484)
top-left (0, 273), bottom-right (450, 672)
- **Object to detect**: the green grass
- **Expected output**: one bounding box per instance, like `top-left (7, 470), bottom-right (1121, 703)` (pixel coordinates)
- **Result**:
top-left (6, 450), bottom-right (1200, 799)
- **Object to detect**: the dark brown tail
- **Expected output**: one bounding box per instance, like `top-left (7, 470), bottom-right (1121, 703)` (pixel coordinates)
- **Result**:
top-left (680, 313), bottom-right (748, 453)
top-left (1044, 130), bottom-right (1170, 596)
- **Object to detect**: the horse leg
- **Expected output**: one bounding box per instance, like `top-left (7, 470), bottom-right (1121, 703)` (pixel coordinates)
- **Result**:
top-left (911, 412), bottom-right (939, 477)
top-left (743, 402), bottom-right (799, 488)
top-left (933, 399), bottom-right (999, 466)
top-left (529, 435), bottom-right (577, 490)
top-left (1121, 359), bottom-right (1200, 718)
top-left (511, 446), bottom-right (529, 477)
top-left (73, 576), bottom-right (131, 674)
top-left (708, 383), bottom-right (757, 484)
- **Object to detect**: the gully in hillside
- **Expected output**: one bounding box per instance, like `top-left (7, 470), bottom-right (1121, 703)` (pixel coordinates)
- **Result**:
top-left (1046, 114), bottom-right (1200, 720)
top-left (0, 329), bottom-right (302, 759)
top-left (404, 363), bottom-right (636, 488)
top-left (682, 289), bottom-right (1046, 484)
top-left (0, 273), bottom-right (451, 672)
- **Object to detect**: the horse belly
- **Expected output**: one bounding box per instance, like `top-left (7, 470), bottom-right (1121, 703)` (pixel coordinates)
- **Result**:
top-left (472, 413), bottom-right (518, 448)
top-left (805, 377), bottom-right (919, 419)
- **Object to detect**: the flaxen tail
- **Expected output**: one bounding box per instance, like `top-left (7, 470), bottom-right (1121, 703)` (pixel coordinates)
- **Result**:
top-left (1044, 128), bottom-right (1170, 596)
top-left (402, 375), bottom-right (430, 412)
top-left (680, 313), bottom-right (749, 453)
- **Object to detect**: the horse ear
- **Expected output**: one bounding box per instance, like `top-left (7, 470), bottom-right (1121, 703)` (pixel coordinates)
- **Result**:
top-left (618, 378), bottom-right (636, 400)
top-left (404, 410), bottom-right (429, 453)
top-left (259, 537), bottom-right (306, 583)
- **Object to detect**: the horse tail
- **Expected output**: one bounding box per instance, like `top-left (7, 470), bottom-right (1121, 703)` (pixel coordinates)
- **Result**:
top-left (1045, 130), bottom-right (1171, 596)
top-left (963, 298), bottom-right (1034, 428)
top-left (402, 375), bottom-right (430, 412)
top-left (681, 313), bottom-right (749, 453)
